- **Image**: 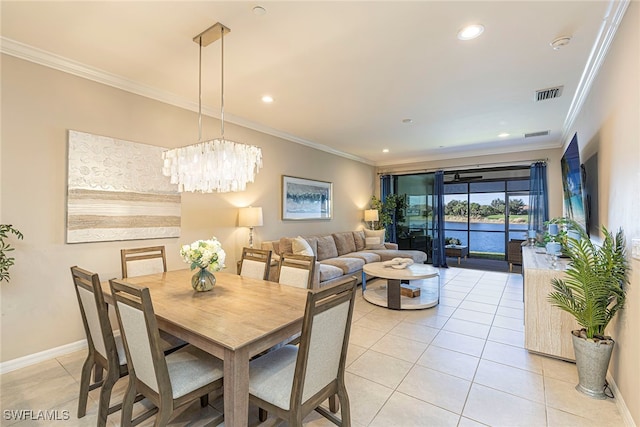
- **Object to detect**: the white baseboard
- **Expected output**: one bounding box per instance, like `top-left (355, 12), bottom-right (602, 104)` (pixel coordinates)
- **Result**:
top-left (608, 373), bottom-right (637, 427)
top-left (0, 339), bottom-right (88, 375)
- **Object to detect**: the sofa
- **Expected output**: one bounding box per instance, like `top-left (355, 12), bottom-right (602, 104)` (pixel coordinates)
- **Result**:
top-left (261, 230), bottom-right (427, 288)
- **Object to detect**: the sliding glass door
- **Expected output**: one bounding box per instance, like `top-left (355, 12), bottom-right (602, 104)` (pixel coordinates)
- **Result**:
top-left (390, 168), bottom-right (530, 263)
top-left (395, 174), bottom-right (434, 262)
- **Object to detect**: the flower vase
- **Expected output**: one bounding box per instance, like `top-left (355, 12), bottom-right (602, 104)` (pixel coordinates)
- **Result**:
top-left (191, 268), bottom-right (216, 292)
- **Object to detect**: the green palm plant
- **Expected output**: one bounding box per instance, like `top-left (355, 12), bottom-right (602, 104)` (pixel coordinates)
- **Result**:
top-left (547, 227), bottom-right (629, 339)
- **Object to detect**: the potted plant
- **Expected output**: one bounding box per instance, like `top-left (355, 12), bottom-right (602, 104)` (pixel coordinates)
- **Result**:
top-left (1, 224), bottom-right (24, 283)
top-left (542, 217), bottom-right (584, 255)
top-left (369, 195), bottom-right (408, 240)
top-left (547, 226), bottom-right (630, 399)
top-left (444, 237), bottom-right (461, 246)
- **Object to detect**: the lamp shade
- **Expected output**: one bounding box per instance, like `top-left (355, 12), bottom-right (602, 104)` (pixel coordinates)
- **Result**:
top-left (238, 206), bottom-right (263, 227)
top-left (364, 209), bottom-right (379, 222)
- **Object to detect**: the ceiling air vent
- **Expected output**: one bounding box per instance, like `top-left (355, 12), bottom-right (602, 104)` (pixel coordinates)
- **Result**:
top-left (524, 130), bottom-right (550, 138)
top-left (535, 86), bottom-right (563, 101)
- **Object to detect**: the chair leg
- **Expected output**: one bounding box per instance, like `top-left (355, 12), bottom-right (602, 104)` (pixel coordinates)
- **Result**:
top-left (259, 408), bottom-right (268, 422)
top-left (153, 406), bottom-right (172, 427)
top-left (77, 355), bottom-right (94, 418)
top-left (337, 386), bottom-right (351, 427)
top-left (97, 369), bottom-right (118, 427)
top-left (329, 394), bottom-right (340, 413)
top-left (200, 394), bottom-right (209, 407)
top-left (121, 380), bottom-right (137, 427)
top-left (94, 363), bottom-right (104, 383)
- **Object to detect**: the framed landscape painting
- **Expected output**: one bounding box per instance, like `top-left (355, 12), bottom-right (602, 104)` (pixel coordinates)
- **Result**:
top-left (282, 176), bottom-right (332, 220)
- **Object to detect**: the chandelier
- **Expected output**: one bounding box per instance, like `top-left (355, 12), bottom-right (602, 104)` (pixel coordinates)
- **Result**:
top-left (162, 22), bottom-right (262, 193)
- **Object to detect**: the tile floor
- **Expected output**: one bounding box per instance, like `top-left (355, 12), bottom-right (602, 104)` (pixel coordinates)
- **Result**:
top-left (0, 267), bottom-right (627, 426)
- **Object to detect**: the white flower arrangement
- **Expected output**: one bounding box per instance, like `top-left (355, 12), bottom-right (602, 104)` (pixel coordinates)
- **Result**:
top-left (180, 237), bottom-right (226, 272)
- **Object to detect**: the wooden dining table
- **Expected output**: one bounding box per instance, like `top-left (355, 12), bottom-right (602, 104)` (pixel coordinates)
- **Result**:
top-left (101, 268), bottom-right (309, 427)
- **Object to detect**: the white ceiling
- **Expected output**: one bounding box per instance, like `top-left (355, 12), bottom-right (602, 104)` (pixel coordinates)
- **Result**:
top-left (1, 1), bottom-right (620, 165)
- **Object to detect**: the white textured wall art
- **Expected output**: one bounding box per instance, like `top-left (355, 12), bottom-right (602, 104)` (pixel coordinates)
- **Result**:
top-left (67, 130), bottom-right (180, 243)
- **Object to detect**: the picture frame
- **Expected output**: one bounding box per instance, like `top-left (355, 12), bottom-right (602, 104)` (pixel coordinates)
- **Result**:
top-left (282, 175), bottom-right (332, 220)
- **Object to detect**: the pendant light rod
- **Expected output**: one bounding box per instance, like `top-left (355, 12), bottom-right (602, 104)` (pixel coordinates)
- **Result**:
top-left (220, 24), bottom-right (225, 138)
top-left (193, 22), bottom-right (231, 141)
top-left (198, 36), bottom-right (203, 141)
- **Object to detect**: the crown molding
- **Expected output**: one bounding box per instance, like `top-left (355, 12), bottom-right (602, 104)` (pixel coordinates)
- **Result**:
top-left (560, 0), bottom-right (630, 147)
top-left (0, 37), bottom-right (373, 166)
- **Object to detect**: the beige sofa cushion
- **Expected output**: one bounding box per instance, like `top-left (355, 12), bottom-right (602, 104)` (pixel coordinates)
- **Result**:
top-left (340, 252), bottom-right (381, 263)
top-left (279, 236), bottom-right (318, 256)
top-left (318, 264), bottom-right (344, 282)
top-left (365, 237), bottom-right (385, 250)
top-left (353, 230), bottom-right (366, 251)
top-left (367, 249), bottom-right (427, 263)
top-left (364, 228), bottom-right (385, 245)
top-left (332, 232), bottom-right (356, 255)
top-left (278, 237), bottom-right (293, 255)
top-left (292, 236), bottom-right (314, 256)
top-left (316, 235), bottom-right (338, 261)
top-left (320, 257), bottom-right (365, 275)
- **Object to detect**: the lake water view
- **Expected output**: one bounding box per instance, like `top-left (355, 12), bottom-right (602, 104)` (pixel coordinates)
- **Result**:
top-left (445, 221), bottom-right (528, 254)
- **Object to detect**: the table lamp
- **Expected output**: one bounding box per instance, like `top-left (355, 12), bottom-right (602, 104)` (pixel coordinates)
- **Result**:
top-left (238, 206), bottom-right (263, 248)
top-left (364, 209), bottom-right (379, 230)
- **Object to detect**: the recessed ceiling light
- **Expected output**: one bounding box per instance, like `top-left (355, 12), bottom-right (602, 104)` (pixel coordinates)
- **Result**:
top-left (550, 36), bottom-right (571, 50)
top-left (382, 149), bottom-right (389, 153)
top-left (252, 6), bottom-right (267, 16)
top-left (498, 132), bottom-right (510, 138)
top-left (457, 24), bottom-right (484, 41)
top-left (261, 95), bottom-right (274, 103)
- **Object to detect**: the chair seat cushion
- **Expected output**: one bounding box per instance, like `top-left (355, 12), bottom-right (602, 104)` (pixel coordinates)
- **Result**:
top-left (249, 344), bottom-right (298, 410)
top-left (167, 345), bottom-right (224, 399)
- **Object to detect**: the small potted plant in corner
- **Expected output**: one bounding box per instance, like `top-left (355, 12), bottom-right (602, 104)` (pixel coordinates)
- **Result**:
top-left (547, 226), bottom-right (630, 399)
top-left (1, 224), bottom-right (24, 283)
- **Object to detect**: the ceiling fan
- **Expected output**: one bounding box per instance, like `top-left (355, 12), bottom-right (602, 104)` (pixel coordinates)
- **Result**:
top-left (446, 172), bottom-right (483, 183)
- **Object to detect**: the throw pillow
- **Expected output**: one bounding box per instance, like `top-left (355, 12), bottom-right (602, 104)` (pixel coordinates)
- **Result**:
top-left (363, 228), bottom-right (385, 245)
top-left (292, 236), bottom-right (314, 256)
top-left (365, 236), bottom-right (385, 250)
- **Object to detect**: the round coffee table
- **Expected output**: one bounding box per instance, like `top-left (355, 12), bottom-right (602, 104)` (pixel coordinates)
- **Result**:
top-left (362, 262), bottom-right (439, 310)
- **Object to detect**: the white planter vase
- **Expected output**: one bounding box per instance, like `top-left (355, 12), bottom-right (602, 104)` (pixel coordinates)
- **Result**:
top-left (571, 331), bottom-right (614, 399)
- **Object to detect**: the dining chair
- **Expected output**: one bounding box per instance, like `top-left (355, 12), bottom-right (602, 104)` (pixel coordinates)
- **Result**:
top-left (249, 276), bottom-right (358, 426)
top-left (277, 253), bottom-right (316, 289)
top-left (71, 266), bottom-right (129, 426)
top-left (120, 246), bottom-right (167, 278)
top-left (109, 279), bottom-right (225, 427)
top-left (237, 247), bottom-right (272, 280)
top-left (71, 266), bottom-right (187, 426)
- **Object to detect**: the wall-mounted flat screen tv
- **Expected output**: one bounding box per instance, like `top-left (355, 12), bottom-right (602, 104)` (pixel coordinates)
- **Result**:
top-left (561, 133), bottom-right (586, 231)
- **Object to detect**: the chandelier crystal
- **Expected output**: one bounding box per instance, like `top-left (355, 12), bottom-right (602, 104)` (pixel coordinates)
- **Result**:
top-left (162, 22), bottom-right (262, 193)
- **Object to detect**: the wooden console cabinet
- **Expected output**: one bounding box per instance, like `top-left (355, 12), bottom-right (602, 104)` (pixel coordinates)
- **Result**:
top-left (523, 246), bottom-right (577, 361)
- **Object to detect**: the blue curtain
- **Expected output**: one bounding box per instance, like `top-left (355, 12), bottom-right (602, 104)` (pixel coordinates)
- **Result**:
top-left (380, 175), bottom-right (396, 242)
top-left (528, 162), bottom-right (549, 234)
top-left (431, 171), bottom-right (448, 268)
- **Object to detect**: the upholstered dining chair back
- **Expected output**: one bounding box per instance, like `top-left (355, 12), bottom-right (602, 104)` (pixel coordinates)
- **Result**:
top-left (238, 247), bottom-right (272, 280)
top-left (248, 276), bottom-right (357, 426)
top-left (120, 246), bottom-right (167, 278)
top-left (70, 266), bottom-right (127, 426)
top-left (278, 253), bottom-right (316, 289)
top-left (109, 279), bottom-right (224, 426)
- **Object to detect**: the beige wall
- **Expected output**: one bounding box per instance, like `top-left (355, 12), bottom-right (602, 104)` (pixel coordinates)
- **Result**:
top-left (0, 55), bottom-right (376, 362)
top-left (567, 2), bottom-right (639, 424)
